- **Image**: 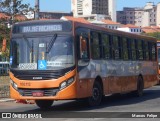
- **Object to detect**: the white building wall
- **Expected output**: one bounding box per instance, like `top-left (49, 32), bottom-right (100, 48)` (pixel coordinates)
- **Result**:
top-left (109, 0), bottom-right (116, 22)
top-left (72, 0), bottom-right (116, 21)
top-left (117, 2), bottom-right (159, 27)
top-left (142, 11), bottom-right (150, 27)
top-left (117, 28), bottom-right (131, 32)
top-left (72, 0), bottom-right (78, 17)
top-left (157, 3), bottom-right (160, 27)
top-left (82, 0), bottom-right (92, 16)
top-left (117, 28), bottom-right (142, 34)
top-left (144, 2), bottom-right (154, 9)
top-left (25, 11), bottom-right (34, 19)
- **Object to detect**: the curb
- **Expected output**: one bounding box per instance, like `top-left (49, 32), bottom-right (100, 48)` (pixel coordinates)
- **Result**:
top-left (0, 98), bottom-right (15, 103)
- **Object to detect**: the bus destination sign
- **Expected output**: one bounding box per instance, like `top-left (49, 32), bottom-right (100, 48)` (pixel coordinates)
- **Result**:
top-left (22, 25), bottom-right (62, 33)
top-left (13, 21), bottom-right (72, 34)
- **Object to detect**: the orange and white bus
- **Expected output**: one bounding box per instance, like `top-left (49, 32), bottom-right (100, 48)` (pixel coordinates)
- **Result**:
top-left (157, 40), bottom-right (160, 82)
top-left (10, 20), bottom-right (158, 109)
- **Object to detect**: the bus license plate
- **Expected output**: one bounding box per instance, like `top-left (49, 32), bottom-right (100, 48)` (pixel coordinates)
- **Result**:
top-left (32, 92), bottom-right (44, 97)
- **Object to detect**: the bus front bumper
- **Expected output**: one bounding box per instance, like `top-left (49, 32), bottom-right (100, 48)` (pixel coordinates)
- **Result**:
top-left (10, 80), bottom-right (77, 100)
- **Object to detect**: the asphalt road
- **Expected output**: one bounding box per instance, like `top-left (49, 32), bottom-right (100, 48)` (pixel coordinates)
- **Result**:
top-left (1, 85), bottom-right (160, 121)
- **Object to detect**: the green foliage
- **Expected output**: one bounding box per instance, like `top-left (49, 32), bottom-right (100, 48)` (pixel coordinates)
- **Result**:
top-left (142, 32), bottom-right (160, 40)
top-left (0, 0), bottom-right (31, 15)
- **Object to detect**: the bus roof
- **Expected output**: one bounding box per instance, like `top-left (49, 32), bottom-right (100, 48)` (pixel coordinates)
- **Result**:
top-left (13, 19), bottom-right (157, 42)
top-left (73, 21), bottom-right (157, 42)
top-left (14, 19), bottom-right (70, 25)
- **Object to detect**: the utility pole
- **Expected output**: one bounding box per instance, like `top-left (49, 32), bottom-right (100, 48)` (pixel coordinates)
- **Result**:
top-left (12, 0), bottom-right (17, 23)
top-left (35, 0), bottom-right (39, 20)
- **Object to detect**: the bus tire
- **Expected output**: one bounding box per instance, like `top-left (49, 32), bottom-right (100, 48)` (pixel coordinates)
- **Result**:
top-left (35, 100), bottom-right (53, 109)
top-left (88, 81), bottom-right (102, 106)
top-left (135, 76), bottom-right (144, 97)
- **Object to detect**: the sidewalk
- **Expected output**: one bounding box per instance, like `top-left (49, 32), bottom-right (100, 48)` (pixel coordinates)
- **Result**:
top-left (0, 98), bottom-right (15, 103)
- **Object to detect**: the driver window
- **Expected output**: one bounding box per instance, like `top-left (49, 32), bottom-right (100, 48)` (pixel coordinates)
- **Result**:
top-left (79, 36), bottom-right (89, 59)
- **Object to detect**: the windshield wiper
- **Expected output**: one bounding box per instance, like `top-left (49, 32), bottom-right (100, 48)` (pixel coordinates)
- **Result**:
top-left (23, 35), bottom-right (34, 62)
top-left (23, 35), bottom-right (31, 50)
top-left (46, 34), bottom-right (57, 53)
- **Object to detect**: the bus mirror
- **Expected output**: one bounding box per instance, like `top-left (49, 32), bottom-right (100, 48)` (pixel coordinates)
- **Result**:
top-left (79, 36), bottom-right (89, 59)
top-left (78, 59), bottom-right (89, 67)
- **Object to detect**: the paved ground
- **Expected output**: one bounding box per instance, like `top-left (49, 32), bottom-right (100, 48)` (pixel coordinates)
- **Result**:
top-left (0, 85), bottom-right (160, 121)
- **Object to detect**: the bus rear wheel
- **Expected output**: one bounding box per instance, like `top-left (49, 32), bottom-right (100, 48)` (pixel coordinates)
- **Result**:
top-left (88, 81), bottom-right (102, 106)
top-left (35, 100), bottom-right (54, 109)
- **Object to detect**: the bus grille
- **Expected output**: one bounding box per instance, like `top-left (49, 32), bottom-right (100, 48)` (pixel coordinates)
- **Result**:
top-left (13, 71), bottom-right (64, 80)
top-left (18, 88), bottom-right (59, 97)
top-left (10, 66), bottom-right (75, 80)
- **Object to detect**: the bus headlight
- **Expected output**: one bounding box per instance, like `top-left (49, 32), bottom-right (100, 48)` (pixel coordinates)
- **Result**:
top-left (60, 77), bottom-right (74, 90)
top-left (10, 79), bottom-right (18, 90)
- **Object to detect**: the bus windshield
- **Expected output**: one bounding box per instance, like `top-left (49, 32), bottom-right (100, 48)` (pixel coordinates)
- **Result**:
top-left (10, 35), bottom-right (75, 70)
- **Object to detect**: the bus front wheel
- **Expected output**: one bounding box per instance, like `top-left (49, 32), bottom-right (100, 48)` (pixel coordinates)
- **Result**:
top-left (35, 100), bottom-right (54, 109)
top-left (88, 81), bottom-right (102, 106)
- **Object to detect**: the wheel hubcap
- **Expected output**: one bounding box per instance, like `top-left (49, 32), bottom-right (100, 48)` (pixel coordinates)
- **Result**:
top-left (93, 88), bottom-right (100, 100)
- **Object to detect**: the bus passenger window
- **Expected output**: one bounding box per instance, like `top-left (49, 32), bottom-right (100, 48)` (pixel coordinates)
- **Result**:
top-left (151, 43), bottom-right (156, 60)
top-left (79, 36), bottom-right (88, 59)
top-left (122, 38), bottom-right (129, 60)
top-left (91, 32), bottom-right (100, 59)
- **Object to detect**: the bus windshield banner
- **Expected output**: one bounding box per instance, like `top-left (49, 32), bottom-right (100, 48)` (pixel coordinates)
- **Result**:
top-left (12, 21), bottom-right (72, 34)
top-left (22, 25), bottom-right (62, 33)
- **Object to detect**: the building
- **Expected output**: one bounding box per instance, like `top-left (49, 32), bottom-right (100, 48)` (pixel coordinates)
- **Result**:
top-left (117, 24), bottom-right (142, 34)
top-left (142, 2), bottom-right (157, 27)
top-left (156, 3), bottom-right (160, 27)
top-left (61, 16), bottom-right (91, 24)
top-left (72, 0), bottom-right (116, 21)
top-left (101, 19), bottom-right (121, 29)
top-left (142, 26), bottom-right (160, 33)
top-left (39, 12), bottom-right (73, 19)
top-left (24, 11), bottom-right (35, 19)
top-left (0, 13), bottom-right (10, 20)
top-left (108, 0), bottom-right (116, 22)
top-left (117, 2), bottom-right (160, 27)
top-left (24, 11), bottom-right (73, 20)
top-left (117, 7), bottom-right (144, 26)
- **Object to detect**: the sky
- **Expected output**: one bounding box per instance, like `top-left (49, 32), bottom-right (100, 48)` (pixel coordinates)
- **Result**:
top-left (23, 0), bottom-right (160, 12)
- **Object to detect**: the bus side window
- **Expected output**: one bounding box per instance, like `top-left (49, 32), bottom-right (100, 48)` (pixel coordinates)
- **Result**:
top-left (151, 43), bottom-right (156, 61)
top-left (79, 36), bottom-right (89, 59)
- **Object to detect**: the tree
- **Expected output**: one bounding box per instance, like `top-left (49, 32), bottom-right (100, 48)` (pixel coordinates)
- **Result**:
top-left (142, 32), bottom-right (160, 40)
top-left (0, 0), bottom-right (33, 15)
top-left (0, 24), bottom-right (11, 61)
